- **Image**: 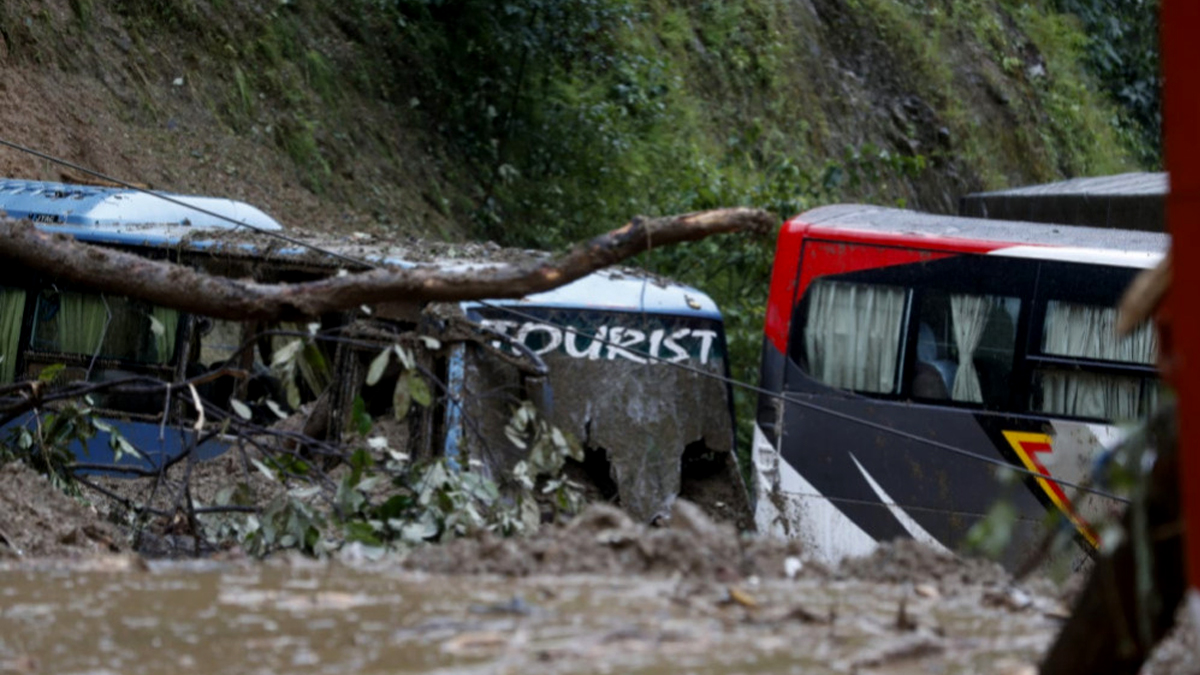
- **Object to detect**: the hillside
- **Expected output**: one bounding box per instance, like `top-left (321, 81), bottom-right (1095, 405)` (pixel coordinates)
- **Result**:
top-left (0, 0), bottom-right (1153, 437)
top-left (0, 0), bottom-right (1147, 233)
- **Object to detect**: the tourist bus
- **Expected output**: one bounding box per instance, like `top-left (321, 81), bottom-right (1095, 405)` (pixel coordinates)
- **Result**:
top-left (0, 178), bottom-right (745, 524)
top-left (753, 204), bottom-right (1166, 567)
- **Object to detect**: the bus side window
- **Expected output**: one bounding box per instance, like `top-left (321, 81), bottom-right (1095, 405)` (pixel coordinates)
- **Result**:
top-left (1031, 300), bottom-right (1159, 420)
top-left (910, 290), bottom-right (1019, 408)
top-left (799, 279), bottom-right (908, 394)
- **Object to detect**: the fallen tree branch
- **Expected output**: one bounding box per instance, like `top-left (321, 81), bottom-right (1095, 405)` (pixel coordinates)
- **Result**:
top-left (0, 209), bottom-right (775, 321)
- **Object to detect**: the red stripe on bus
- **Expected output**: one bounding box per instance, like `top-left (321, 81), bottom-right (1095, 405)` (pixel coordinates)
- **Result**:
top-left (764, 219), bottom-right (1011, 353)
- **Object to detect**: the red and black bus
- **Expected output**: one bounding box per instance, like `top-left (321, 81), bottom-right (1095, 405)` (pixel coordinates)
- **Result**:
top-left (753, 204), bottom-right (1167, 567)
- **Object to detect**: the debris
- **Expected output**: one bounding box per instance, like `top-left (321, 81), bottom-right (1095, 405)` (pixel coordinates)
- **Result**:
top-left (784, 556), bottom-right (803, 579)
top-left (914, 583), bottom-right (940, 599)
top-left (726, 586), bottom-right (758, 609)
top-left (983, 586), bottom-right (1033, 612)
top-left (895, 596), bottom-right (919, 631)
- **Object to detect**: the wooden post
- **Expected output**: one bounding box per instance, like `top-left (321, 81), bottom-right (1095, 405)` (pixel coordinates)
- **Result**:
top-left (1162, 0), bottom-right (1200, 590)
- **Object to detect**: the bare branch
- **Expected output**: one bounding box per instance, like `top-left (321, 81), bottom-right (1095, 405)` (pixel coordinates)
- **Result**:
top-left (0, 208), bottom-right (775, 322)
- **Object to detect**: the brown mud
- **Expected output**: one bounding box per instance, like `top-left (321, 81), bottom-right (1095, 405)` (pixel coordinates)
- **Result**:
top-left (2, 459), bottom-right (1199, 673)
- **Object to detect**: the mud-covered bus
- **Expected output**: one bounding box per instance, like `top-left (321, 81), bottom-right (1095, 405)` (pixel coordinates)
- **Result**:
top-left (0, 178), bottom-right (746, 525)
top-left (753, 204), bottom-right (1166, 567)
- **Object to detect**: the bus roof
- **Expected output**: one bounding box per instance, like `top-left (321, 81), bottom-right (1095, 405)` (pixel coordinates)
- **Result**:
top-left (958, 172), bottom-right (1166, 231)
top-left (0, 178), bottom-right (282, 246)
top-left (464, 267), bottom-right (722, 320)
top-left (790, 204), bottom-right (1169, 266)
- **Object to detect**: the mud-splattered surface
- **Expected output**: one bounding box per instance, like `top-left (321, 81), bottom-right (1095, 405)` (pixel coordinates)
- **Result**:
top-left (0, 463), bottom-right (124, 559)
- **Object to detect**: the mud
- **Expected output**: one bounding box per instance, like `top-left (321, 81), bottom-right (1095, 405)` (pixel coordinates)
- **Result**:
top-left (0, 556), bottom-right (1059, 675)
top-left (0, 463), bottom-right (124, 559)
top-left (4, 462), bottom-right (1200, 673)
top-left (404, 501), bottom-right (803, 581)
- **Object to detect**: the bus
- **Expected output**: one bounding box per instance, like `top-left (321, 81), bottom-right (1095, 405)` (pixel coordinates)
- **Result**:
top-left (0, 178), bottom-right (747, 525)
top-left (753, 204), bottom-right (1167, 567)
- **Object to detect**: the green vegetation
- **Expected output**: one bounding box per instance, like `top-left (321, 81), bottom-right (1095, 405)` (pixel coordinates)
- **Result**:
top-left (353, 0), bottom-right (1152, 450)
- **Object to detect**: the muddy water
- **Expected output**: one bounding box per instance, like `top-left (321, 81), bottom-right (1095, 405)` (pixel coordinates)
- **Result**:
top-left (0, 558), bottom-right (1057, 675)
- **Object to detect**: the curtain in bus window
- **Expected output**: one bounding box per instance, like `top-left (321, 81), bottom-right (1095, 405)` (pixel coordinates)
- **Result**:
top-left (58, 292), bottom-right (108, 356)
top-left (949, 294), bottom-right (990, 403)
top-left (151, 306), bottom-right (178, 363)
top-left (0, 287), bottom-right (25, 383)
top-left (1042, 301), bottom-right (1157, 364)
top-left (803, 280), bottom-right (906, 393)
top-left (1038, 370), bottom-right (1145, 420)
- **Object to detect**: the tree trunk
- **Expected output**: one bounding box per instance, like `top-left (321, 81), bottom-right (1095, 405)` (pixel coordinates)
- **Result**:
top-left (0, 208), bottom-right (774, 321)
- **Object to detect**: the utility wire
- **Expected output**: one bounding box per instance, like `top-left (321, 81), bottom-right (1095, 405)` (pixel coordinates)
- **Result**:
top-left (0, 136), bottom-right (1132, 504)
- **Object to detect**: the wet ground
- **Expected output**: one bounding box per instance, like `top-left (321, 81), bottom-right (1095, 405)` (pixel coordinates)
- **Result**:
top-left (4, 462), bottom-right (1200, 674)
top-left (0, 555), bottom-right (1059, 675)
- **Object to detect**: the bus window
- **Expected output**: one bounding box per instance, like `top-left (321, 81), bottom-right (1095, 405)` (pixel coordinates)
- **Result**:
top-left (1041, 301), bottom-right (1156, 365)
top-left (0, 287), bottom-right (26, 383)
top-left (800, 279), bottom-right (908, 394)
top-left (1032, 300), bottom-right (1159, 420)
top-left (29, 290), bottom-right (179, 365)
top-left (911, 290), bottom-right (1019, 407)
top-left (1033, 369), bottom-right (1157, 420)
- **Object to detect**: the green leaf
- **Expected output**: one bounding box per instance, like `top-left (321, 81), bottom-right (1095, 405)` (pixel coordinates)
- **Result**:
top-left (393, 372), bottom-right (413, 420)
top-left (409, 375), bottom-right (432, 407)
top-left (284, 377), bottom-right (301, 410)
top-left (366, 348), bottom-right (392, 386)
top-left (393, 344), bottom-right (416, 370)
top-left (251, 458), bottom-right (277, 482)
top-left (272, 339), bottom-right (304, 369)
top-left (230, 398), bottom-right (253, 420)
top-left (266, 399), bottom-right (289, 419)
top-left (344, 521), bottom-right (382, 546)
top-left (38, 363), bottom-right (65, 383)
top-left (351, 396), bottom-right (372, 435)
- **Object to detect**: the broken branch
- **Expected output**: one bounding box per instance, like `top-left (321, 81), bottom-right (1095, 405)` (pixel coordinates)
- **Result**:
top-left (0, 208), bottom-right (775, 322)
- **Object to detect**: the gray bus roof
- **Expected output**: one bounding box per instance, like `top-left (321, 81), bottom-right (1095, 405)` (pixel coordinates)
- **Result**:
top-left (958, 172), bottom-right (1166, 231)
top-left (797, 204), bottom-right (1170, 256)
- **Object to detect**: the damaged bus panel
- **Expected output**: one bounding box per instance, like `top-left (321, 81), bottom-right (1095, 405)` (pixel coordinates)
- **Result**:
top-left (755, 204), bottom-right (1167, 567)
top-left (457, 271), bottom-right (745, 525)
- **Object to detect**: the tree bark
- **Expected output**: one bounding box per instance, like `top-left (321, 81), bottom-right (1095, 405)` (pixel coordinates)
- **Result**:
top-left (0, 209), bottom-right (774, 321)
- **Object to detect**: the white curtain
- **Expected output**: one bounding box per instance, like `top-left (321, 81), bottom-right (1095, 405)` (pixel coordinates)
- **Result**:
top-left (804, 280), bottom-right (906, 393)
top-left (1043, 301), bottom-right (1157, 364)
top-left (1040, 301), bottom-right (1158, 419)
top-left (1039, 370), bottom-right (1145, 420)
top-left (949, 294), bottom-right (990, 403)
